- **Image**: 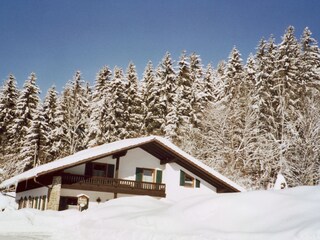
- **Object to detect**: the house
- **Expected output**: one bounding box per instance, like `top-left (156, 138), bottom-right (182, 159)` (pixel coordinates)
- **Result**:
top-left (0, 136), bottom-right (245, 211)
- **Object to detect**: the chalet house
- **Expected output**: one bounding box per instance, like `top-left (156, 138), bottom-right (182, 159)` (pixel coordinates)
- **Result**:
top-left (0, 136), bottom-right (245, 211)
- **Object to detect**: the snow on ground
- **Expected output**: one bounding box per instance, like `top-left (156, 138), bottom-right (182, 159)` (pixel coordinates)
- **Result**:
top-left (0, 186), bottom-right (320, 240)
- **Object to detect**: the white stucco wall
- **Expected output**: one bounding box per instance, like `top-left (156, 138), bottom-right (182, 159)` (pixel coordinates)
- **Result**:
top-left (117, 148), bottom-right (164, 180)
top-left (163, 162), bottom-right (217, 200)
top-left (63, 164), bottom-right (86, 175)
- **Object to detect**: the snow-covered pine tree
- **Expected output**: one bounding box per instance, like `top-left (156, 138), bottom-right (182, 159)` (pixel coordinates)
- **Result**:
top-left (8, 73), bottom-right (41, 174)
top-left (12, 73), bottom-right (41, 142)
top-left (244, 54), bottom-right (256, 91)
top-left (19, 103), bottom-right (49, 171)
top-left (56, 71), bottom-right (89, 156)
top-left (212, 61), bottom-right (226, 102)
top-left (105, 67), bottom-right (128, 142)
top-left (224, 47), bottom-right (246, 100)
top-left (253, 37), bottom-right (278, 138)
top-left (141, 61), bottom-right (163, 135)
top-left (157, 52), bottom-right (178, 140)
top-left (41, 86), bottom-right (60, 163)
top-left (0, 74), bottom-right (19, 174)
top-left (286, 27), bottom-right (320, 186)
top-left (299, 27), bottom-right (320, 98)
top-left (176, 51), bottom-right (193, 138)
top-left (189, 52), bottom-right (204, 127)
top-left (88, 66), bottom-right (112, 147)
top-left (287, 95), bottom-right (320, 186)
top-left (243, 52), bottom-right (280, 189)
top-left (220, 47), bottom-right (252, 180)
top-left (125, 62), bottom-right (143, 137)
top-left (202, 64), bottom-right (215, 103)
top-left (274, 26), bottom-right (301, 184)
top-left (0, 74), bottom-right (19, 156)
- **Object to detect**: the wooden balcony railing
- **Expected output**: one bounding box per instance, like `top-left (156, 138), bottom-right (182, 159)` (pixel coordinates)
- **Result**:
top-left (61, 174), bottom-right (166, 197)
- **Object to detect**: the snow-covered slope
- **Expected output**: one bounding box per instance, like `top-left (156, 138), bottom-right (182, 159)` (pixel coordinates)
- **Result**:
top-left (0, 186), bottom-right (319, 240)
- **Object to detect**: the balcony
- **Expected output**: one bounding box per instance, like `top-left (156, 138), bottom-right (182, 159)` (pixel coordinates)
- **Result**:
top-left (61, 174), bottom-right (166, 198)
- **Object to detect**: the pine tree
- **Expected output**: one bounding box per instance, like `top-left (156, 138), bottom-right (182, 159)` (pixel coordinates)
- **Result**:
top-left (244, 54), bottom-right (256, 90)
top-left (224, 47), bottom-right (245, 99)
top-left (286, 27), bottom-right (320, 186)
top-left (189, 52), bottom-right (204, 126)
top-left (12, 73), bottom-right (41, 142)
top-left (274, 26), bottom-right (301, 182)
top-left (88, 66), bottom-right (112, 147)
top-left (202, 64), bottom-right (215, 103)
top-left (141, 61), bottom-right (163, 135)
top-left (157, 52), bottom-right (178, 140)
top-left (19, 103), bottom-right (49, 171)
top-left (244, 51), bottom-right (281, 189)
top-left (299, 27), bottom-right (320, 97)
top-left (212, 61), bottom-right (226, 102)
top-left (41, 86), bottom-right (60, 162)
top-left (106, 67), bottom-right (128, 142)
top-left (253, 37), bottom-right (278, 138)
top-left (125, 62), bottom-right (143, 137)
top-left (176, 51), bottom-right (193, 137)
top-left (56, 71), bottom-right (89, 155)
top-left (0, 75), bottom-right (19, 150)
top-left (0, 74), bottom-right (19, 173)
top-left (220, 47), bottom-right (252, 180)
top-left (7, 73), bottom-right (41, 174)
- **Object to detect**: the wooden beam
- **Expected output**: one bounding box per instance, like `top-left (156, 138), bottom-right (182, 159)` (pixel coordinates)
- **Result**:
top-left (112, 150), bottom-right (127, 159)
top-left (160, 157), bottom-right (175, 165)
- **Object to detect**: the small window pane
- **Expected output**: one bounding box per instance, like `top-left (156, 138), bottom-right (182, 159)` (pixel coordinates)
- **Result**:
top-left (143, 169), bottom-right (153, 182)
top-left (93, 164), bottom-right (106, 177)
top-left (184, 174), bottom-right (194, 187)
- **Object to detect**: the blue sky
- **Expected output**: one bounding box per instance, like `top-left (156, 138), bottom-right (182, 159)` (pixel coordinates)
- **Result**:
top-left (1, 0), bottom-right (320, 96)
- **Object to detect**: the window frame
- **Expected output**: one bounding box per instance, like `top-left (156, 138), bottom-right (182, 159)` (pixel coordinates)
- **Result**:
top-left (136, 167), bottom-right (156, 183)
top-left (183, 172), bottom-right (195, 188)
top-left (86, 162), bottom-right (115, 178)
top-left (142, 168), bottom-right (155, 183)
top-left (180, 170), bottom-right (200, 188)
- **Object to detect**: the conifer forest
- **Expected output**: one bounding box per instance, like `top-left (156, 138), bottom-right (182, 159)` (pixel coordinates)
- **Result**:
top-left (1, 26), bottom-right (319, 190)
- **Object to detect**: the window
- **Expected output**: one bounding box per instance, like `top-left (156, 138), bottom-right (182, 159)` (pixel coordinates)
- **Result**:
top-left (93, 164), bottom-right (106, 177)
top-left (136, 168), bottom-right (158, 183)
top-left (85, 163), bottom-right (115, 178)
top-left (180, 170), bottom-right (200, 188)
top-left (142, 169), bottom-right (154, 182)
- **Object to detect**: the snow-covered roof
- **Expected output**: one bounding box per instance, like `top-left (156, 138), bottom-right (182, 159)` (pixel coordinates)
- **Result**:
top-left (0, 136), bottom-right (245, 192)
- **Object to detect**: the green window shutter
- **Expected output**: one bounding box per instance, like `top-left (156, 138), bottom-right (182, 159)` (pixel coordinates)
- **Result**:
top-left (156, 170), bottom-right (163, 183)
top-left (107, 164), bottom-right (115, 178)
top-left (196, 179), bottom-right (200, 188)
top-left (180, 170), bottom-right (185, 186)
top-left (135, 168), bottom-right (143, 182)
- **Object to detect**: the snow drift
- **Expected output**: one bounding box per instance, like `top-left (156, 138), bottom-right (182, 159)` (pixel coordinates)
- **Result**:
top-left (0, 186), bottom-right (319, 240)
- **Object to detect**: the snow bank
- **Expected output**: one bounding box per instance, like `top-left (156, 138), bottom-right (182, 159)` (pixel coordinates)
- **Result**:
top-left (0, 192), bottom-right (17, 211)
top-left (0, 186), bottom-right (319, 240)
